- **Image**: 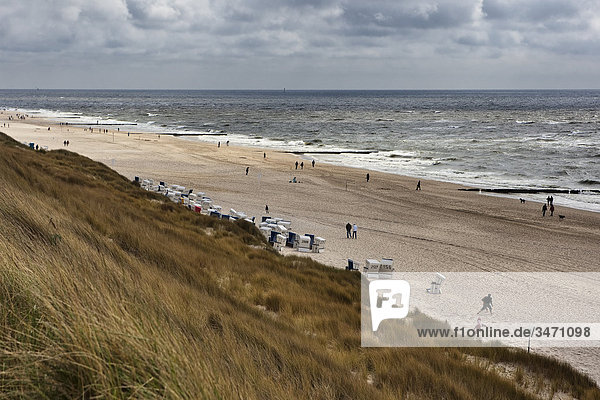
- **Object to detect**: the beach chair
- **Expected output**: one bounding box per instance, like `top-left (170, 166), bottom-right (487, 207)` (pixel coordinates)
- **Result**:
top-left (365, 259), bottom-right (381, 279)
top-left (427, 273), bottom-right (446, 294)
top-left (304, 234), bottom-right (315, 249)
top-left (279, 220), bottom-right (292, 230)
top-left (286, 232), bottom-right (297, 248)
top-left (272, 234), bottom-right (286, 252)
top-left (379, 258), bottom-right (394, 278)
top-left (312, 237), bottom-right (325, 253)
top-left (259, 226), bottom-right (272, 239)
top-left (297, 235), bottom-right (312, 252)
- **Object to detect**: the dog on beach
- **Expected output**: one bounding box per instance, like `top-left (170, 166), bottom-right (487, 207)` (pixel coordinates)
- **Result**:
top-left (519, 198), bottom-right (526, 203)
top-left (559, 215), bottom-right (565, 220)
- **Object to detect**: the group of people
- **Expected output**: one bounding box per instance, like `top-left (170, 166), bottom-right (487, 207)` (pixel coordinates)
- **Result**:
top-left (542, 195), bottom-right (555, 217)
top-left (9, 114), bottom-right (26, 121)
top-left (294, 160), bottom-right (316, 169)
top-left (345, 222), bottom-right (358, 239)
top-left (63, 140), bottom-right (70, 146)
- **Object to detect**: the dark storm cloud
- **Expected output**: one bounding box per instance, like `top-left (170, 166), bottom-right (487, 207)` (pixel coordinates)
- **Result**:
top-left (0, 0), bottom-right (598, 88)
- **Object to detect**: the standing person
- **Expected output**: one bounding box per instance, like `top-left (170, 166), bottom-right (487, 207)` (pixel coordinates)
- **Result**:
top-left (352, 223), bottom-right (358, 239)
top-left (416, 180), bottom-right (421, 190)
top-left (245, 167), bottom-right (249, 175)
top-left (300, 161), bottom-right (304, 169)
top-left (265, 204), bottom-right (269, 214)
top-left (312, 159), bottom-right (315, 168)
top-left (547, 196), bottom-right (551, 206)
top-left (295, 161), bottom-right (299, 170)
top-left (264, 152), bottom-right (266, 159)
top-left (550, 204), bottom-right (555, 216)
top-left (366, 173), bottom-right (370, 183)
top-left (550, 196), bottom-right (554, 206)
top-left (345, 222), bottom-right (352, 238)
top-left (542, 203), bottom-right (547, 217)
top-left (226, 140), bottom-right (229, 146)
top-left (218, 141), bottom-right (221, 148)
top-left (477, 294), bottom-right (493, 314)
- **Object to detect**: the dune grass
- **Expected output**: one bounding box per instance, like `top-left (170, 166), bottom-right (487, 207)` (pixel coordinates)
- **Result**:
top-left (0, 132), bottom-right (598, 399)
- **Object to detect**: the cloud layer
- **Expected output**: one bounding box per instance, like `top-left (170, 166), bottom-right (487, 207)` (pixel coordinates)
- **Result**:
top-left (0, 0), bottom-right (598, 88)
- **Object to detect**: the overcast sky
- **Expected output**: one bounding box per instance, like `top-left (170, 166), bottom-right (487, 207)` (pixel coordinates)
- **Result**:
top-left (1, 0), bottom-right (599, 89)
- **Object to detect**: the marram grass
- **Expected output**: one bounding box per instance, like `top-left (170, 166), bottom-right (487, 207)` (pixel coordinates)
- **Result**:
top-left (0, 132), bottom-right (598, 399)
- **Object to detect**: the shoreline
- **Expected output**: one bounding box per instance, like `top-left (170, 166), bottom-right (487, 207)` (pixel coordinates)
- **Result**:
top-left (5, 106), bottom-right (600, 213)
top-left (2, 110), bottom-right (600, 383)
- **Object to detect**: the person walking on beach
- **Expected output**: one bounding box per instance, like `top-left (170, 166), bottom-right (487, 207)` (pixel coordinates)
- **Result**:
top-left (264, 152), bottom-right (266, 159)
top-left (218, 141), bottom-right (221, 148)
top-left (265, 204), bottom-right (269, 214)
top-left (245, 167), bottom-right (249, 175)
top-left (550, 196), bottom-right (554, 206)
top-left (550, 204), bottom-right (555, 216)
top-left (542, 203), bottom-right (547, 217)
top-left (477, 294), bottom-right (493, 315)
top-left (300, 161), bottom-right (304, 169)
top-left (312, 160), bottom-right (315, 168)
top-left (416, 180), bottom-right (421, 190)
top-left (345, 222), bottom-right (352, 238)
top-left (295, 161), bottom-right (298, 170)
top-left (352, 223), bottom-right (358, 239)
top-left (366, 173), bottom-right (370, 183)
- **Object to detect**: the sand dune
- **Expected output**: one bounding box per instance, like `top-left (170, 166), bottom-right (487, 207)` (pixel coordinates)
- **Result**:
top-left (3, 111), bottom-right (600, 383)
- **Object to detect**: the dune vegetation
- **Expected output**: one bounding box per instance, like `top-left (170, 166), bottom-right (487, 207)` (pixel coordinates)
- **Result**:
top-left (0, 131), bottom-right (598, 399)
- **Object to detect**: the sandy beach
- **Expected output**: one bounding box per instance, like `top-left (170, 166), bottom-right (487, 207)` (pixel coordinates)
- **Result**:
top-left (2, 111), bottom-right (600, 382)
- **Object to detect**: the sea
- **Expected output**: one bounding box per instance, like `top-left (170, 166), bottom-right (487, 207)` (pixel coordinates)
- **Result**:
top-left (1, 89), bottom-right (599, 212)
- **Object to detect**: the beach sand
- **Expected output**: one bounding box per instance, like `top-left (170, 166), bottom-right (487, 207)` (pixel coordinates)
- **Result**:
top-left (2, 111), bottom-right (600, 383)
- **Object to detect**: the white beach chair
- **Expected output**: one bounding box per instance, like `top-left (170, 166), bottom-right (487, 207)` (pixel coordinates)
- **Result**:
top-left (365, 259), bottom-right (381, 279)
top-left (379, 258), bottom-right (394, 279)
top-left (298, 235), bottom-right (312, 252)
top-left (259, 227), bottom-right (272, 239)
top-left (427, 273), bottom-right (446, 294)
top-left (279, 220), bottom-right (292, 230)
top-left (312, 237), bottom-right (326, 253)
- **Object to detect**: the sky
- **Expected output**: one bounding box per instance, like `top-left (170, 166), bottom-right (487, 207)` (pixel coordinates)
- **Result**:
top-left (0, 0), bottom-right (599, 89)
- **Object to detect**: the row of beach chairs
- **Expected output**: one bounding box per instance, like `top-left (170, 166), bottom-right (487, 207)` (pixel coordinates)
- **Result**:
top-left (136, 177), bottom-right (255, 223)
top-left (258, 216), bottom-right (326, 253)
top-left (136, 176), bottom-right (326, 254)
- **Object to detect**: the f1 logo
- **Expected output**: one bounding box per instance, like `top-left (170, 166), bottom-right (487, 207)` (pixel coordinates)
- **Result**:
top-left (369, 279), bottom-right (410, 331)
